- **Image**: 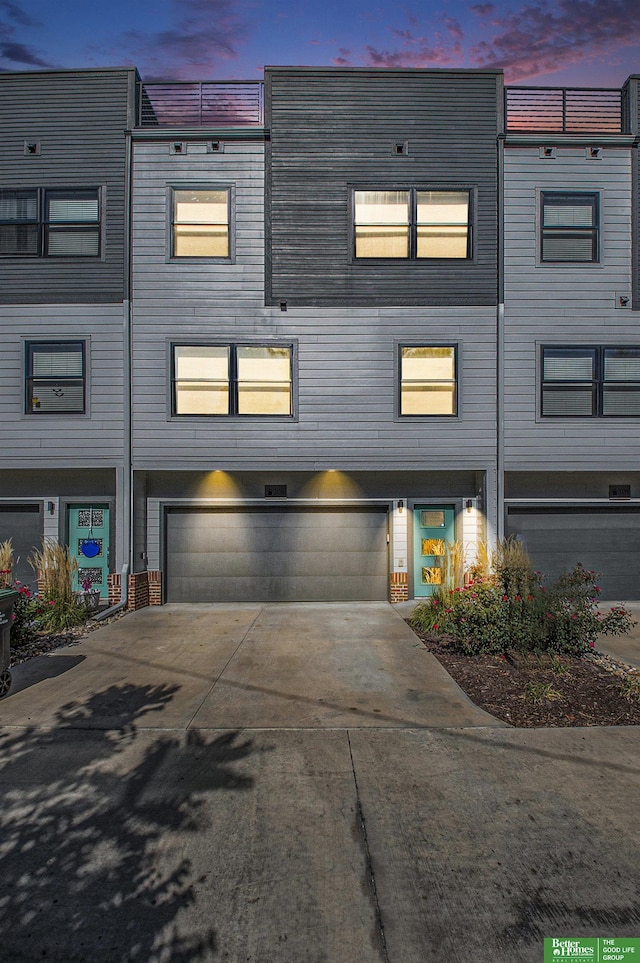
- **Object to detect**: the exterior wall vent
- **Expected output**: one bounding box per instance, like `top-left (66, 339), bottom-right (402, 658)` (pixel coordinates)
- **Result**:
top-left (587, 146), bottom-right (602, 159)
top-left (265, 485), bottom-right (287, 498)
top-left (23, 140), bottom-right (40, 155)
top-left (170, 141), bottom-right (185, 154)
top-left (393, 141), bottom-right (409, 155)
top-left (207, 141), bottom-right (224, 153)
top-left (609, 485), bottom-right (631, 500)
top-left (616, 293), bottom-right (631, 308)
top-left (539, 146), bottom-right (556, 159)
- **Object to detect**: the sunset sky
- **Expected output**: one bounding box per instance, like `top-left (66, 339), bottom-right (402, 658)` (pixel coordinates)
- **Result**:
top-left (1, 0), bottom-right (639, 87)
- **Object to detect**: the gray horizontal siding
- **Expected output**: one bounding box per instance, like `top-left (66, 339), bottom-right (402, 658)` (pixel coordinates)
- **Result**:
top-left (0, 70), bottom-right (134, 304)
top-left (266, 68), bottom-right (501, 307)
top-left (503, 145), bottom-right (637, 470)
top-left (0, 305), bottom-right (126, 467)
top-left (132, 139), bottom-right (265, 304)
top-left (130, 304), bottom-right (497, 471)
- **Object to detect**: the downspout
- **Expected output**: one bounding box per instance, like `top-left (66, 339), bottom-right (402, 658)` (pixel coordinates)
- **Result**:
top-left (496, 92), bottom-right (506, 542)
top-left (94, 80), bottom-right (135, 620)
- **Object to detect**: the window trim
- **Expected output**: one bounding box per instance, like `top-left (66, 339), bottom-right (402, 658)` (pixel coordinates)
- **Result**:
top-left (540, 344), bottom-right (640, 418)
top-left (24, 340), bottom-right (87, 416)
top-left (539, 191), bottom-right (600, 264)
top-left (168, 184), bottom-right (234, 262)
top-left (0, 187), bottom-right (101, 259)
top-left (351, 186), bottom-right (474, 261)
top-left (170, 341), bottom-right (295, 418)
top-left (397, 343), bottom-right (459, 418)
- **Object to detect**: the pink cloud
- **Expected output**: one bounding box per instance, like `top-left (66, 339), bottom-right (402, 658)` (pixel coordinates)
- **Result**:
top-left (471, 0), bottom-right (640, 81)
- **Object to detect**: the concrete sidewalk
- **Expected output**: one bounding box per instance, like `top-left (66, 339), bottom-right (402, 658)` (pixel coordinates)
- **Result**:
top-left (0, 603), bottom-right (638, 962)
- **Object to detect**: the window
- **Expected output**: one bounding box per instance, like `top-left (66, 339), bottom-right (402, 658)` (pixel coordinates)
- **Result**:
top-left (400, 346), bottom-right (457, 416)
top-left (354, 189), bottom-right (471, 259)
top-left (172, 344), bottom-right (293, 416)
top-left (171, 188), bottom-right (229, 257)
top-left (541, 346), bottom-right (640, 417)
top-left (0, 189), bottom-right (100, 257)
top-left (540, 192), bottom-right (599, 262)
top-left (25, 342), bottom-right (86, 414)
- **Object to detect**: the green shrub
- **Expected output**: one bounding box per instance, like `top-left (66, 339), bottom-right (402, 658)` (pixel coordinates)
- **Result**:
top-left (411, 543), bottom-right (635, 657)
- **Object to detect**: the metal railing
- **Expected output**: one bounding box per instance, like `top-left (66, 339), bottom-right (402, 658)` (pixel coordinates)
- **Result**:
top-left (139, 81), bottom-right (264, 128)
top-left (505, 86), bottom-right (625, 133)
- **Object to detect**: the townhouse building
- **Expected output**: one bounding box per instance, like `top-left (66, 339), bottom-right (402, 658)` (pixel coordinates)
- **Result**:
top-left (502, 80), bottom-right (640, 599)
top-left (1, 66), bottom-right (638, 604)
top-left (0, 68), bottom-right (137, 598)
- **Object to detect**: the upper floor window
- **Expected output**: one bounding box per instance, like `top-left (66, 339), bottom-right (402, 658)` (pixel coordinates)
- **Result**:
top-left (540, 192), bottom-right (599, 263)
top-left (354, 189), bottom-right (471, 259)
top-left (399, 345), bottom-right (457, 416)
top-left (541, 346), bottom-right (640, 417)
top-left (171, 188), bottom-right (230, 257)
top-left (172, 344), bottom-right (293, 416)
top-left (25, 341), bottom-right (86, 414)
top-left (0, 189), bottom-right (100, 257)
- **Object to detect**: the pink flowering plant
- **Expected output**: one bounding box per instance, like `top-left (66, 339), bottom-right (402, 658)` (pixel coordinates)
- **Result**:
top-left (411, 545), bottom-right (635, 656)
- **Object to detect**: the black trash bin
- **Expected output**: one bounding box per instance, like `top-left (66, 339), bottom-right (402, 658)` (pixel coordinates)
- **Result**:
top-left (0, 588), bottom-right (19, 698)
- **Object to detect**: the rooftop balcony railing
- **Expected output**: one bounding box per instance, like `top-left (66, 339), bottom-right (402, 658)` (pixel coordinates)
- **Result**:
top-left (139, 81), bottom-right (264, 128)
top-left (505, 86), bottom-right (625, 134)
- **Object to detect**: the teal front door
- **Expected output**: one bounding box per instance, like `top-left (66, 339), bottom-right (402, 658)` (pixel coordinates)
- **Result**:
top-left (413, 505), bottom-right (455, 597)
top-left (68, 505), bottom-right (110, 599)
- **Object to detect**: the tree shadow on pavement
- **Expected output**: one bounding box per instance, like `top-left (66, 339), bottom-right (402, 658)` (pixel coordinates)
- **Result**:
top-left (0, 683), bottom-right (257, 962)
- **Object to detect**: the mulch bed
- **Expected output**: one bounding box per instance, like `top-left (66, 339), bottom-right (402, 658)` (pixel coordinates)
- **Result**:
top-left (411, 627), bottom-right (640, 727)
top-left (9, 610), bottom-right (127, 667)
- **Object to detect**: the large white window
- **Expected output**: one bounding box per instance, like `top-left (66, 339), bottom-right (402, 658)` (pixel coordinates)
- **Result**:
top-left (400, 346), bottom-right (458, 416)
top-left (171, 188), bottom-right (230, 257)
top-left (172, 344), bottom-right (293, 416)
top-left (354, 189), bottom-right (471, 259)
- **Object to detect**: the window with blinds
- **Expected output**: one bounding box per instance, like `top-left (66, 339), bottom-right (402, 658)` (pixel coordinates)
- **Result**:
top-left (541, 346), bottom-right (640, 417)
top-left (0, 188), bottom-right (100, 257)
top-left (540, 192), bottom-right (599, 263)
top-left (399, 346), bottom-right (458, 416)
top-left (26, 342), bottom-right (86, 414)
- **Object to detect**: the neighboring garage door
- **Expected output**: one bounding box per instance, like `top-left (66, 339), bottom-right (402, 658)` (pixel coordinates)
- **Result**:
top-left (166, 506), bottom-right (390, 602)
top-left (0, 504), bottom-right (43, 591)
top-left (507, 507), bottom-right (640, 600)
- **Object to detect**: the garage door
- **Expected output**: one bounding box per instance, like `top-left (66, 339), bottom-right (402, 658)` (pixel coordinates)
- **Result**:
top-left (507, 507), bottom-right (640, 600)
top-left (166, 506), bottom-right (389, 602)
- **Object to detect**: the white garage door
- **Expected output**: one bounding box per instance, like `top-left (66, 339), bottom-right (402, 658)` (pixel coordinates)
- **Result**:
top-left (166, 506), bottom-right (389, 602)
top-left (507, 508), bottom-right (640, 600)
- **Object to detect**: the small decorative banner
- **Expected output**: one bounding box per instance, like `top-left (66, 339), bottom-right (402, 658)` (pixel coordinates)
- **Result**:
top-left (544, 938), bottom-right (639, 961)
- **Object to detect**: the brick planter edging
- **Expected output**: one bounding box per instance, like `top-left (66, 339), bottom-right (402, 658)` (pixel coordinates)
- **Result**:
top-left (107, 571), bottom-right (163, 610)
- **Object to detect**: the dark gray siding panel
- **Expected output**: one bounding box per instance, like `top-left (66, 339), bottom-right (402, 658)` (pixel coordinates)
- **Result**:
top-left (266, 68), bottom-right (501, 307)
top-left (0, 69), bottom-right (135, 304)
top-left (166, 506), bottom-right (389, 601)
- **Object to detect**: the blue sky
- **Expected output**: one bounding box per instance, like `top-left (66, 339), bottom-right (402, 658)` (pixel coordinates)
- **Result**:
top-left (2, 0), bottom-right (640, 86)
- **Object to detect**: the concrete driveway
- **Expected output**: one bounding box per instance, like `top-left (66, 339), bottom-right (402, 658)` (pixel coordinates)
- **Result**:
top-left (0, 603), bottom-right (639, 963)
